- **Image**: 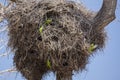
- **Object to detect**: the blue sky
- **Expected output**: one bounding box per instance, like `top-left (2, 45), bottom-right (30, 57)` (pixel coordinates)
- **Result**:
top-left (0, 0), bottom-right (120, 80)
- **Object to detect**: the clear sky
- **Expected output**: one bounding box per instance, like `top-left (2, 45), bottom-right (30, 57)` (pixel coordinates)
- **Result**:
top-left (0, 0), bottom-right (120, 80)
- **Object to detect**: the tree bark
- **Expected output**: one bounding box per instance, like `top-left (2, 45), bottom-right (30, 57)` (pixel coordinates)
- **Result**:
top-left (93, 0), bottom-right (117, 30)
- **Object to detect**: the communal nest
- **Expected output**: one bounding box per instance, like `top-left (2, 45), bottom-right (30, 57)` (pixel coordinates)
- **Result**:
top-left (6, 0), bottom-right (106, 80)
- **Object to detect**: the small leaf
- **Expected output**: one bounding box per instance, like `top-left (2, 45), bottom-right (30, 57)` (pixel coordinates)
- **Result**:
top-left (45, 19), bottom-right (52, 25)
top-left (39, 26), bottom-right (43, 34)
top-left (46, 59), bottom-right (51, 68)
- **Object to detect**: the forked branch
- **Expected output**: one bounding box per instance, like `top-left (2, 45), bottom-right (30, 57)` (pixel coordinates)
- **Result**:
top-left (93, 0), bottom-right (117, 30)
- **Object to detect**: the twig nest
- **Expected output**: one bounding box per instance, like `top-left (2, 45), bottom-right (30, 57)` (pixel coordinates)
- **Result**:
top-left (6, 0), bottom-right (106, 80)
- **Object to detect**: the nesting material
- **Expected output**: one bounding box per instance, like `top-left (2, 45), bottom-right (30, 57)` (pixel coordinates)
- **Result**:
top-left (6, 0), bottom-right (106, 80)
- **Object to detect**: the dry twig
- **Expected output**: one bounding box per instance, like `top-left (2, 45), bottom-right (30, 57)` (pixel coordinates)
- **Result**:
top-left (0, 67), bottom-right (16, 75)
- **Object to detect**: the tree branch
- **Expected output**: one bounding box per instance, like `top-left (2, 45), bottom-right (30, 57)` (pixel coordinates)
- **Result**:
top-left (0, 52), bottom-right (9, 57)
top-left (0, 67), bottom-right (16, 75)
top-left (0, 3), bottom-right (4, 22)
top-left (0, 26), bottom-right (8, 33)
top-left (0, 2), bottom-right (14, 22)
top-left (93, 0), bottom-right (117, 30)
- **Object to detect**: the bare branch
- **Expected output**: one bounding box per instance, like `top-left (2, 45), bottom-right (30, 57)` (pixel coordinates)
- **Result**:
top-left (0, 2), bottom-right (14, 22)
top-left (0, 26), bottom-right (8, 33)
top-left (93, 0), bottom-right (117, 30)
top-left (0, 67), bottom-right (17, 75)
top-left (0, 3), bottom-right (5, 22)
top-left (0, 41), bottom-right (8, 48)
top-left (0, 52), bottom-right (10, 57)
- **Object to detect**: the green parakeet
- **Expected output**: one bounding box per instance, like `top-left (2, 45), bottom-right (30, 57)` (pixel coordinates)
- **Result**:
top-left (45, 19), bottom-right (52, 25)
top-left (39, 26), bottom-right (43, 34)
top-left (46, 59), bottom-right (51, 69)
top-left (88, 43), bottom-right (97, 53)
